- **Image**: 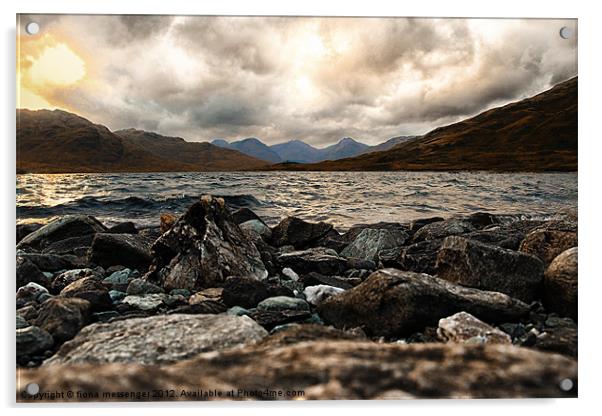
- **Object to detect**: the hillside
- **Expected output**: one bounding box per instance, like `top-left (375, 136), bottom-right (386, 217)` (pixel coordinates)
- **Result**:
top-left (16, 110), bottom-right (266, 173)
top-left (212, 138), bottom-right (282, 163)
top-left (266, 77), bottom-right (578, 172)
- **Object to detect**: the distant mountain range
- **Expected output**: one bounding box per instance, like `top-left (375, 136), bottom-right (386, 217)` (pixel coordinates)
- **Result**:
top-left (266, 77), bottom-right (578, 172)
top-left (211, 135), bottom-right (416, 163)
top-left (16, 110), bottom-right (266, 173)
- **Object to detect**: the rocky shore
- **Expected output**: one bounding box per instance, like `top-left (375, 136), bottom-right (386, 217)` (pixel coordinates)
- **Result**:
top-left (16, 196), bottom-right (578, 401)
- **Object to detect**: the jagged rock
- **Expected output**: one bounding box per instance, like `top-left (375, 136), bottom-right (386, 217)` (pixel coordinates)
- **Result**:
top-left (103, 268), bottom-right (138, 291)
top-left (51, 268), bottom-right (102, 293)
top-left (520, 230), bottom-right (578, 265)
top-left (126, 278), bottom-right (163, 295)
top-left (88, 233), bottom-right (153, 271)
top-left (409, 217), bottom-right (444, 233)
top-left (17, 215), bottom-right (107, 251)
top-left (239, 220), bottom-right (272, 241)
top-left (18, 340), bottom-right (577, 401)
top-left (271, 217), bottom-right (333, 248)
top-left (16, 282), bottom-right (49, 307)
top-left (277, 248), bottom-right (346, 275)
top-left (412, 218), bottom-right (475, 242)
top-left (60, 277), bottom-right (112, 311)
top-left (543, 247), bottom-right (578, 320)
top-left (437, 312), bottom-right (511, 344)
top-left (16, 256), bottom-right (50, 288)
top-left (106, 222), bottom-right (138, 234)
top-left (436, 236), bottom-right (544, 302)
top-left (395, 239), bottom-right (443, 274)
top-left (43, 314), bottom-right (268, 365)
top-left (121, 294), bottom-right (167, 311)
top-left (257, 296), bottom-right (310, 312)
top-left (17, 325), bottom-right (54, 357)
top-left (318, 269), bottom-right (529, 337)
top-left (304, 285), bottom-right (345, 306)
top-left (16, 222), bottom-right (43, 244)
top-left (144, 196), bottom-right (267, 292)
top-left (341, 228), bottom-right (409, 261)
top-left (34, 297), bottom-right (91, 342)
top-left (222, 276), bottom-right (269, 308)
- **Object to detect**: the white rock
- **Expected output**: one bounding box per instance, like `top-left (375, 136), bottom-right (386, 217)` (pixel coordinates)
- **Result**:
top-left (282, 267), bottom-right (299, 281)
top-left (122, 294), bottom-right (167, 311)
top-left (304, 285), bottom-right (345, 306)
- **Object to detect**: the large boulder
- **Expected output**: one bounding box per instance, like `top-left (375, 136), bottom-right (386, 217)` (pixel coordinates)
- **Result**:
top-left (88, 233), bottom-right (153, 271)
top-left (17, 215), bottom-right (106, 251)
top-left (60, 277), bottom-right (112, 311)
top-left (437, 312), bottom-right (511, 344)
top-left (519, 230), bottom-right (578, 266)
top-left (144, 196), bottom-right (267, 292)
top-left (16, 256), bottom-right (49, 288)
top-left (340, 228), bottom-right (409, 261)
top-left (277, 248), bottom-right (347, 275)
top-left (318, 269), bottom-right (529, 338)
top-left (18, 341), bottom-right (577, 400)
top-left (543, 247), bottom-right (578, 320)
top-left (222, 276), bottom-right (269, 309)
top-left (435, 236), bottom-right (544, 302)
top-left (394, 239), bottom-right (443, 274)
top-left (33, 297), bottom-right (91, 343)
top-left (43, 314), bottom-right (268, 365)
top-left (16, 325), bottom-right (54, 357)
top-left (270, 217), bottom-right (333, 249)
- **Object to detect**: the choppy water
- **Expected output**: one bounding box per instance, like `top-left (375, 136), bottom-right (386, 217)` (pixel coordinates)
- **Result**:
top-left (16, 172), bottom-right (577, 230)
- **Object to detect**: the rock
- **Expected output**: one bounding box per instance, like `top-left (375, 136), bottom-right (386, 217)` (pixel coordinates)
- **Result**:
top-left (16, 222), bottom-right (43, 244)
top-left (304, 285), bottom-right (345, 306)
top-left (318, 269), bottom-right (529, 338)
top-left (121, 294), bottom-right (167, 311)
top-left (543, 247), bottom-right (578, 320)
top-left (169, 288), bottom-right (191, 297)
top-left (395, 239), bottom-right (442, 274)
top-left (409, 217), bottom-right (444, 233)
top-left (60, 277), bottom-right (113, 311)
top-left (126, 278), bottom-right (163, 295)
top-left (108, 290), bottom-right (126, 302)
top-left (103, 268), bottom-right (138, 291)
top-left (239, 220), bottom-right (272, 241)
top-left (519, 230), bottom-right (578, 265)
top-left (314, 229), bottom-right (349, 253)
top-left (257, 296), bottom-right (310, 312)
top-left (88, 233), bottom-right (153, 271)
top-left (51, 268), bottom-right (102, 293)
top-left (17, 326), bottom-right (54, 357)
top-left (437, 312), bottom-right (511, 344)
top-left (17, 215), bottom-right (106, 251)
top-left (222, 276), bottom-right (269, 309)
top-left (160, 213), bottom-right (178, 233)
top-left (300, 272), bottom-right (358, 289)
top-left (106, 222), bottom-right (138, 234)
top-left (461, 230), bottom-right (523, 250)
top-left (16, 282), bottom-right (49, 307)
top-left (43, 314), bottom-right (268, 365)
top-left (16, 256), bottom-right (50, 288)
top-left (258, 324), bottom-right (367, 347)
top-left (533, 316), bottom-right (578, 357)
top-left (412, 218), bottom-right (475, 242)
top-left (271, 217), bottom-right (333, 248)
top-left (281, 267), bottom-right (299, 281)
top-left (17, 315), bottom-right (30, 329)
top-left (277, 248), bottom-right (347, 275)
top-left (341, 228), bottom-right (409, 261)
top-left (144, 196), bottom-right (267, 292)
top-left (464, 212), bottom-right (499, 229)
top-left (42, 235), bottom-right (95, 256)
top-left (227, 306), bottom-right (251, 316)
top-left (34, 297), bottom-right (91, 342)
top-left (231, 207), bottom-right (263, 225)
top-left (19, 341), bottom-right (577, 401)
top-left (17, 305), bottom-right (39, 322)
top-left (17, 252), bottom-right (87, 273)
top-left (249, 309), bottom-right (312, 329)
top-left (168, 300), bottom-right (227, 315)
top-left (436, 236), bottom-right (544, 302)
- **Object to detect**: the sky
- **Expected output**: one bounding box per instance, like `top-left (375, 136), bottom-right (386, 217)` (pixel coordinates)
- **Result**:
top-left (17, 15), bottom-right (577, 147)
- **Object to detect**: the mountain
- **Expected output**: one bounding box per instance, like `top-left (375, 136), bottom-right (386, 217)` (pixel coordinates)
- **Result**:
top-left (212, 138), bottom-right (282, 163)
top-left (17, 109), bottom-right (267, 173)
top-left (265, 77), bottom-right (577, 172)
top-left (363, 136), bottom-right (417, 153)
top-left (270, 139), bottom-right (323, 163)
top-left (319, 137), bottom-right (370, 161)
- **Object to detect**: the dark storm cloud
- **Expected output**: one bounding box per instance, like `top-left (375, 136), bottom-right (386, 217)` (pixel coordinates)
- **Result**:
top-left (27, 15), bottom-right (577, 146)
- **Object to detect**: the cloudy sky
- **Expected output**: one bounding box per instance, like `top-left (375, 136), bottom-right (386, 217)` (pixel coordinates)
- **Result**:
top-left (17, 15), bottom-right (577, 147)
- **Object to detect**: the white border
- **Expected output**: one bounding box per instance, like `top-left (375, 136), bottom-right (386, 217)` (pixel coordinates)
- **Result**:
top-left (2, 0), bottom-right (600, 414)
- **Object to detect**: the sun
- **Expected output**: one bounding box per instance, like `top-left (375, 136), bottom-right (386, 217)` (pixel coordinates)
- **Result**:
top-left (28, 43), bottom-right (86, 87)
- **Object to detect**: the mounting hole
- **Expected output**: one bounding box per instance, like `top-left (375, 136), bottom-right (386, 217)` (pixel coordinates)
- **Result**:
top-left (25, 383), bottom-right (40, 395)
top-left (560, 378), bottom-right (574, 391)
top-left (25, 22), bottom-right (40, 35)
top-left (559, 26), bottom-right (573, 40)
